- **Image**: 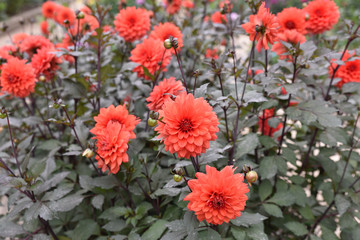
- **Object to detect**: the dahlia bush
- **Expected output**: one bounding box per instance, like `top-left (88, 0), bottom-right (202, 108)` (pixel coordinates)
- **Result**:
top-left (0, 0), bottom-right (360, 239)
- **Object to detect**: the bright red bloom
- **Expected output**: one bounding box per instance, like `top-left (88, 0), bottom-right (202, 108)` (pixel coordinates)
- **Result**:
top-left (163, 0), bottom-right (182, 14)
top-left (42, 1), bottom-right (58, 19)
top-left (40, 21), bottom-right (50, 35)
top-left (146, 77), bottom-right (185, 112)
top-left (271, 30), bottom-right (306, 60)
top-left (129, 38), bottom-right (172, 80)
top-left (219, 0), bottom-right (233, 12)
top-left (90, 105), bottom-right (140, 139)
top-left (0, 45), bottom-right (16, 61)
top-left (329, 51), bottom-right (360, 88)
top-left (241, 2), bottom-right (279, 52)
top-left (90, 105), bottom-right (140, 174)
top-left (12, 33), bottom-right (29, 47)
top-left (0, 58), bottom-right (36, 98)
top-left (31, 47), bottom-right (62, 80)
top-left (19, 35), bottom-right (54, 57)
top-left (211, 11), bottom-right (227, 24)
top-left (93, 122), bottom-right (131, 174)
top-left (155, 93), bottom-right (219, 159)
top-left (277, 7), bottom-right (307, 34)
top-left (182, 0), bottom-right (194, 9)
top-left (205, 49), bottom-right (219, 59)
top-left (149, 22), bottom-right (184, 53)
top-left (184, 165), bottom-right (249, 225)
top-left (114, 7), bottom-right (151, 42)
top-left (258, 109), bottom-right (283, 137)
top-left (304, 0), bottom-right (340, 34)
top-left (56, 5), bottom-right (76, 26)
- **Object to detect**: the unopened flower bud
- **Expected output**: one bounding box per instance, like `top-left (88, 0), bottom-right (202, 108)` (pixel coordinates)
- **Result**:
top-left (77, 11), bottom-right (85, 19)
top-left (255, 25), bottom-right (261, 32)
top-left (305, 13), bottom-right (310, 21)
top-left (63, 19), bottom-right (70, 25)
top-left (148, 118), bottom-right (157, 127)
top-left (173, 167), bottom-right (184, 176)
top-left (0, 113), bottom-right (6, 119)
top-left (150, 111), bottom-right (159, 120)
top-left (39, 75), bottom-right (46, 82)
top-left (173, 174), bottom-right (183, 182)
top-left (164, 39), bottom-right (172, 49)
top-left (82, 148), bottom-right (95, 158)
top-left (246, 171), bottom-right (258, 186)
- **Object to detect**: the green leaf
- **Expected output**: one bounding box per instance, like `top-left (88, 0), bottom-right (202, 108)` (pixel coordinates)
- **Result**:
top-left (299, 205), bottom-right (315, 220)
top-left (49, 193), bottom-right (84, 212)
top-left (24, 202), bottom-right (54, 221)
top-left (102, 219), bottom-right (126, 232)
top-left (259, 180), bottom-right (273, 201)
top-left (335, 195), bottom-right (351, 217)
top-left (259, 156), bottom-right (277, 179)
top-left (235, 133), bottom-right (259, 159)
top-left (267, 191), bottom-right (296, 206)
top-left (231, 227), bottom-right (246, 240)
top-left (152, 188), bottom-right (181, 197)
top-left (91, 195), bottom-right (104, 210)
top-left (231, 212), bottom-right (267, 227)
top-left (285, 222), bottom-right (307, 236)
top-left (263, 203), bottom-right (283, 218)
top-left (72, 219), bottom-right (100, 240)
top-left (142, 219), bottom-right (168, 240)
top-left (0, 220), bottom-right (26, 237)
top-left (195, 83), bottom-right (209, 98)
top-left (289, 185), bottom-right (307, 207)
top-left (281, 148), bottom-right (297, 165)
top-left (321, 225), bottom-right (339, 240)
top-left (198, 228), bottom-right (221, 240)
top-left (142, 66), bottom-right (155, 81)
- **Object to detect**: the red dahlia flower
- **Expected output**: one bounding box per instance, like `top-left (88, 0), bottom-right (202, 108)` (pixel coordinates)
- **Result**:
top-left (258, 109), bottom-right (283, 137)
top-left (114, 7), bottom-right (151, 42)
top-left (40, 21), bottom-right (50, 35)
top-left (31, 47), bottom-right (62, 80)
top-left (211, 11), bottom-right (227, 24)
top-left (42, 1), bottom-right (59, 19)
top-left (146, 77), bottom-right (185, 112)
top-left (0, 58), bottom-right (36, 98)
top-left (56, 5), bottom-right (76, 26)
top-left (149, 22), bottom-right (184, 53)
top-left (277, 7), bottom-right (307, 34)
top-left (93, 122), bottom-right (131, 174)
top-left (12, 33), bottom-right (29, 47)
top-left (205, 49), bottom-right (219, 59)
top-left (129, 38), bottom-right (172, 80)
top-left (19, 35), bottom-right (54, 57)
top-left (241, 2), bottom-right (279, 52)
top-left (0, 45), bottom-right (16, 62)
top-left (329, 51), bottom-right (360, 88)
top-left (163, 0), bottom-right (182, 14)
top-left (90, 105), bottom-right (140, 174)
top-left (184, 165), bottom-right (249, 225)
top-left (271, 30), bottom-right (306, 60)
top-left (304, 0), bottom-right (340, 34)
top-left (155, 93), bottom-right (219, 159)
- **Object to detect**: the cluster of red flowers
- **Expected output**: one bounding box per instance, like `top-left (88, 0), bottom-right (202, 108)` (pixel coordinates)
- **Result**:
top-left (90, 105), bottom-right (140, 174)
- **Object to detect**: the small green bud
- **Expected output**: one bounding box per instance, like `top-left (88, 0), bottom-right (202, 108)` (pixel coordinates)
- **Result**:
top-left (39, 75), bottom-right (46, 82)
top-left (164, 39), bottom-right (172, 49)
top-left (246, 171), bottom-right (258, 186)
top-left (148, 118), bottom-right (157, 127)
top-left (173, 174), bottom-right (183, 182)
top-left (150, 111), bottom-right (159, 120)
top-left (77, 11), bottom-right (85, 19)
top-left (0, 113), bottom-right (6, 119)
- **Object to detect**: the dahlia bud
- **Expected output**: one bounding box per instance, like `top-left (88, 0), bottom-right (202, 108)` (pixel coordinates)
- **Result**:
top-left (77, 11), bottom-right (85, 19)
top-left (305, 13), bottom-right (310, 21)
top-left (39, 75), bottom-right (46, 82)
top-left (150, 111), bottom-right (159, 120)
top-left (255, 25), bottom-right (261, 32)
top-left (242, 164), bottom-right (252, 173)
top-left (246, 171), bottom-right (258, 186)
top-left (164, 39), bottom-right (172, 49)
top-left (170, 37), bottom-right (178, 49)
top-left (148, 118), bottom-right (157, 127)
top-left (173, 174), bottom-right (183, 182)
top-left (0, 113), bottom-right (6, 119)
top-left (82, 148), bottom-right (95, 158)
top-left (173, 167), bottom-right (184, 176)
top-left (63, 19), bottom-right (70, 25)
top-left (302, 3), bottom-right (308, 8)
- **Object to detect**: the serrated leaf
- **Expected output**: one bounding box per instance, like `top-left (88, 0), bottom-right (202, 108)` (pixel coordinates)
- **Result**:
top-left (72, 219), bottom-right (100, 240)
top-left (91, 195), bottom-right (105, 210)
top-left (198, 228), bottom-right (221, 240)
top-left (195, 83), bottom-right (209, 98)
top-left (0, 220), bottom-right (26, 237)
top-left (335, 195), bottom-right (351, 216)
top-left (49, 194), bottom-right (84, 212)
top-left (231, 212), bottom-right (267, 227)
top-left (289, 185), bottom-right (307, 207)
top-left (142, 219), bottom-right (168, 240)
top-left (235, 133), bottom-right (259, 159)
top-left (285, 222), bottom-right (307, 236)
top-left (267, 191), bottom-right (295, 206)
top-left (259, 180), bottom-right (273, 201)
top-left (263, 203), bottom-right (283, 218)
top-left (259, 156), bottom-right (277, 179)
top-left (102, 219), bottom-right (126, 232)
